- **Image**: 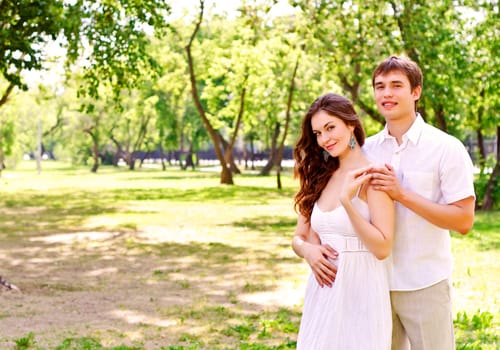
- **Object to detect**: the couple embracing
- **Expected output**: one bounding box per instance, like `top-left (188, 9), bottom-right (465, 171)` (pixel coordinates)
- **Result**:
top-left (292, 56), bottom-right (475, 350)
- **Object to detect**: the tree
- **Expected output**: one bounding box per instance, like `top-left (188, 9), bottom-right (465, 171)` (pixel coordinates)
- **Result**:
top-left (185, 0), bottom-right (234, 184)
top-left (1, 0), bottom-right (171, 106)
top-left (276, 54), bottom-right (300, 189)
top-left (291, 0), bottom-right (394, 127)
top-left (63, 0), bottom-right (170, 102)
top-left (109, 92), bottom-right (159, 170)
top-left (464, 1), bottom-right (500, 210)
top-left (185, 0), bottom-right (276, 184)
top-left (0, 0), bottom-right (64, 107)
top-left (0, 114), bottom-right (14, 175)
top-left (1, 0), bottom-right (171, 175)
top-left (388, 0), bottom-right (471, 135)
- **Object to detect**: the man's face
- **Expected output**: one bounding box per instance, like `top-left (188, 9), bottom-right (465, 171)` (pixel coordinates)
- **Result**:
top-left (373, 70), bottom-right (421, 122)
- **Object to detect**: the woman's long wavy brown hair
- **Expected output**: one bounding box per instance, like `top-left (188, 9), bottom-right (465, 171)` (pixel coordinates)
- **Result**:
top-left (293, 93), bottom-right (365, 221)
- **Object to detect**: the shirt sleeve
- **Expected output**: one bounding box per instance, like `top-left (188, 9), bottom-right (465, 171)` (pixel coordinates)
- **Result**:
top-left (439, 137), bottom-right (476, 204)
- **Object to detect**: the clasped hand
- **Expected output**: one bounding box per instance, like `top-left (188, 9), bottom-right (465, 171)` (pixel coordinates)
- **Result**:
top-left (366, 163), bottom-right (402, 201)
top-left (340, 166), bottom-right (373, 205)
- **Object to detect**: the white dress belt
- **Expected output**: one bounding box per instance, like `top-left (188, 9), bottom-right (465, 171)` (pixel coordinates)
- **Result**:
top-left (322, 235), bottom-right (369, 252)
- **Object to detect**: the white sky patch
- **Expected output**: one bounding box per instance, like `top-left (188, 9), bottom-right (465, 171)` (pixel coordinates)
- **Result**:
top-left (168, 0), bottom-right (295, 20)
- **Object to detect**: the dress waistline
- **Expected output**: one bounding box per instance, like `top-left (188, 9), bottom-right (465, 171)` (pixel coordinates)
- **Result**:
top-left (323, 235), bottom-right (369, 252)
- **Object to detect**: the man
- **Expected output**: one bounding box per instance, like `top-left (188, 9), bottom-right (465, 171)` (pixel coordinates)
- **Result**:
top-left (364, 55), bottom-right (475, 349)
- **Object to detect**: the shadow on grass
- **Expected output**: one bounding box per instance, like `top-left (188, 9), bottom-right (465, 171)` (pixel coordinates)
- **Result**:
top-left (232, 215), bottom-right (297, 236)
top-left (107, 186), bottom-right (296, 204)
top-left (0, 184), bottom-right (296, 239)
top-left (0, 183), bottom-right (303, 348)
top-left (0, 190), bottom-right (119, 237)
top-left (2, 235), bottom-right (302, 349)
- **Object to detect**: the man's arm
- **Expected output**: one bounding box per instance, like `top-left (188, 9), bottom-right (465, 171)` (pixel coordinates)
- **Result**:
top-left (370, 164), bottom-right (475, 235)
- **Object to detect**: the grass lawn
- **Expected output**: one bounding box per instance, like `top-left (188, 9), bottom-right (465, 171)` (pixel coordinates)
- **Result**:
top-left (0, 161), bottom-right (498, 349)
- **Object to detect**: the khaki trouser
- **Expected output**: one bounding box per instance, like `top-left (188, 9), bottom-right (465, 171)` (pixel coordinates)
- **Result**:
top-left (391, 279), bottom-right (455, 350)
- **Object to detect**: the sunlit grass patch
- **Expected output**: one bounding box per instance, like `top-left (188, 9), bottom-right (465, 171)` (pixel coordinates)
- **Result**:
top-left (452, 210), bottom-right (499, 349)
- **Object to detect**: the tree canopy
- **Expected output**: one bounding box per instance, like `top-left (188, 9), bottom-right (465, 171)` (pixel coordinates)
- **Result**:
top-left (0, 0), bottom-right (498, 206)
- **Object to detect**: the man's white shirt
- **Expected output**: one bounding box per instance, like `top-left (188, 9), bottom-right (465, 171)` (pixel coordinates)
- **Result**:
top-left (363, 115), bottom-right (475, 291)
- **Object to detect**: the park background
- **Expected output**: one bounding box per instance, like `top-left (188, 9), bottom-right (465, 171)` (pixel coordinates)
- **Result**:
top-left (0, 0), bottom-right (498, 349)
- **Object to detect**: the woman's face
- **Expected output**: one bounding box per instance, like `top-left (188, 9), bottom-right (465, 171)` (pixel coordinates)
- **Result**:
top-left (311, 110), bottom-right (354, 159)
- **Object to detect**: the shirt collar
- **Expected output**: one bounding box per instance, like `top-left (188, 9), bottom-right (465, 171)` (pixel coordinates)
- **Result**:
top-left (378, 113), bottom-right (424, 146)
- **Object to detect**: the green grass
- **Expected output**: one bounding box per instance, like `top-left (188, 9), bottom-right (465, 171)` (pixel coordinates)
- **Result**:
top-left (0, 160), bottom-right (498, 349)
top-left (451, 211), bottom-right (500, 349)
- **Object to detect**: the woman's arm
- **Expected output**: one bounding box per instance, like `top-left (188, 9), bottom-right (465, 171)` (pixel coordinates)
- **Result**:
top-left (340, 167), bottom-right (395, 259)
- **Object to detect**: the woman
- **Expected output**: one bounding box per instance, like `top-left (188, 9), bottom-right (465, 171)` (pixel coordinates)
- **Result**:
top-left (292, 93), bottom-right (394, 349)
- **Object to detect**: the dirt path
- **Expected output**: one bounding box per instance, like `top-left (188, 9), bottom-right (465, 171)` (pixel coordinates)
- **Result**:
top-left (0, 229), bottom-right (305, 349)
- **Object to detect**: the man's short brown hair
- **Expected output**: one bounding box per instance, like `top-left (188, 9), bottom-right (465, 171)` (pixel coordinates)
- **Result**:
top-left (372, 55), bottom-right (423, 92)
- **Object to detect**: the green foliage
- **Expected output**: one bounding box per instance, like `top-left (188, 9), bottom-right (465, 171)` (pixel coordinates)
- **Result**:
top-left (2, 0), bottom-right (498, 182)
top-left (474, 156), bottom-right (500, 210)
top-left (64, 0), bottom-right (171, 102)
top-left (455, 310), bottom-right (499, 349)
top-left (55, 337), bottom-right (103, 349)
top-left (0, 117), bottom-right (15, 156)
top-left (223, 323), bottom-right (256, 340)
top-left (166, 344), bottom-right (203, 350)
top-left (14, 332), bottom-right (36, 350)
top-left (0, 0), bottom-right (64, 90)
top-left (238, 342), bottom-right (297, 350)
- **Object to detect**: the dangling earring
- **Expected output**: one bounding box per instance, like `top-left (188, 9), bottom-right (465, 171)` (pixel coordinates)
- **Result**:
top-left (323, 150), bottom-right (330, 162)
top-left (348, 135), bottom-right (357, 150)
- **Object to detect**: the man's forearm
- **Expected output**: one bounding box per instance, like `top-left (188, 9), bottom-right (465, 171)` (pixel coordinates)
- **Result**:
top-left (397, 190), bottom-right (475, 235)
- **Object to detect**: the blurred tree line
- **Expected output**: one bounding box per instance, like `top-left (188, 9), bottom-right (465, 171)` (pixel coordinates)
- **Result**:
top-left (0, 0), bottom-right (498, 208)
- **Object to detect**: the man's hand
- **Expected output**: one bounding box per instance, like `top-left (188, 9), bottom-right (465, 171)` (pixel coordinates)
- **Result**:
top-left (303, 243), bottom-right (338, 288)
top-left (369, 163), bottom-right (404, 201)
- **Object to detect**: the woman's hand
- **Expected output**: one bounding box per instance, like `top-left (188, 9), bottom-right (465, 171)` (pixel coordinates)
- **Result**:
top-left (302, 243), bottom-right (338, 288)
top-left (340, 166), bottom-right (373, 205)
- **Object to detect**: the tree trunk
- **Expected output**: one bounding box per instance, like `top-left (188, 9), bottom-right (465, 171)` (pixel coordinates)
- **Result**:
top-left (477, 129), bottom-right (486, 170)
top-left (481, 126), bottom-right (500, 210)
top-left (0, 82), bottom-right (15, 108)
top-left (339, 67), bottom-right (385, 127)
top-left (219, 133), bottom-right (241, 174)
top-left (110, 133), bottom-right (126, 167)
top-left (185, 0), bottom-right (233, 184)
top-left (260, 122), bottom-right (280, 176)
top-left (139, 151), bottom-right (146, 168)
top-left (90, 137), bottom-right (99, 172)
top-left (476, 89), bottom-right (487, 170)
top-left (277, 54), bottom-right (300, 189)
top-left (434, 105), bottom-right (447, 132)
top-left (222, 80), bottom-right (248, 176)
top-left (0, 58), bottom-right (23, 109)
top-left (243, 141), bottom-right (249, 169)
top-left (159, 144), bottom-right (167, 171)
top-left (182, 143), bottom-right (195, 170)
top-left (36, 119), bottom-right (42, 174)
top-left (356, 98), bottom-right (385, 126)
top-left (126, 113), bottom-right (151, 171)
top-left (250, 139), bottom-right (256, 170)
top-left (128, 156), bottom-right (136, 170)
top-left (84, 127), bottom-right (100, 173)
top-left (0, 150), bottom-right (4, 178)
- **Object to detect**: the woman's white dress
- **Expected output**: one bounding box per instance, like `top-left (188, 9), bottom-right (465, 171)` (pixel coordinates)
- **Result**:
top-left (296, 197), bottom-right (392, 350)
